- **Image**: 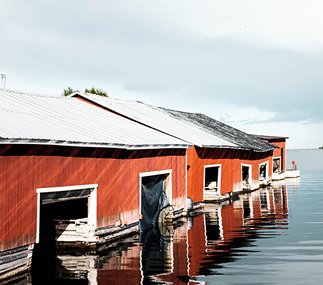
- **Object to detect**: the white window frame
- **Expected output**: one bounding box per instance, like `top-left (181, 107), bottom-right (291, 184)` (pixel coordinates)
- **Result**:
top-left (36, 183), bottom-right (98, 243)
top-left (203, 164), bottom-right (222, 195)
top-left (241, 163), bottom-right (252, 186)
top-left (259, 161), bottom-right (269, 181)
top-left (139, 169), bottom-right (173, 215)
top-left (272, 156), bottom-right (281, 173)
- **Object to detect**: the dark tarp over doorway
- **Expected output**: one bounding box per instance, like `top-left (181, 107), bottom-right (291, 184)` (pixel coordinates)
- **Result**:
top-left (140, 174), bottom-right (170, 232)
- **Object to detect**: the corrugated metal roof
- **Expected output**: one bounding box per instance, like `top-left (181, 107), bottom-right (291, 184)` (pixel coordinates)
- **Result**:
top-left (73, 93), bottom-right (275, 152)
top-left (0, 89), bottom-right (190, 149)
top-left (73, 93), bottom-right (239, 149)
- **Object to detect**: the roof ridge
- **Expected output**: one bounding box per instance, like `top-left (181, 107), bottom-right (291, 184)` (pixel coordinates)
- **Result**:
top-left (0, 88), bottom-right (64, 99)
top-left (74, 91), bottom-right (143, 104)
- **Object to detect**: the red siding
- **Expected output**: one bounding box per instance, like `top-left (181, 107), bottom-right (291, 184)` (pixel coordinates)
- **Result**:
top-left (271, 141), bottom-right (287, 171)
top-left (257, 137), bottom-right (287, 172)
top-left (187, 147), bottom-right (274, 202)
top-left (0, 145), bottom-right (186, 252)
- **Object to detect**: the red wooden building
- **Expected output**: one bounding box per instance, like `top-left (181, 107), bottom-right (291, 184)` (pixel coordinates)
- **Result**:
top-left (256, 135), bottom-right (290, 180)
top-left (161, 110), bottom-right (276, 201)
top-left (0, 89), bottom-right (291, 282)
top-left (72, 93), bottom-right (277, 204)
top-left (0, 89), bottom-right (190, 281)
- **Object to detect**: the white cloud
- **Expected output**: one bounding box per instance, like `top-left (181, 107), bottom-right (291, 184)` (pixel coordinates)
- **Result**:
top-left (1, 0), bottom-right (323, 148)
top-left (130, 0), bottom-right (323, 53)
top-left (233, 120), bottom-right (323, 149)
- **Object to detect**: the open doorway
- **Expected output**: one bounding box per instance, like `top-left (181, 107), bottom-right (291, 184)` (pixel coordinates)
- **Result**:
top-left (33, 184), bottom-right (97, 281)
top-left (36, 184), bottom-right (98, 244)
top-left (241, 164), bottom-right (252, 190)
top-left (140, 170), bottom-right (172, 234)
top-left (204, 165), bottom-right (221, 200)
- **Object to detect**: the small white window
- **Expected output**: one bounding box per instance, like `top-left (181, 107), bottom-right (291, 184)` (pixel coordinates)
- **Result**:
top-left (204, 164), bottom-right (221, 200)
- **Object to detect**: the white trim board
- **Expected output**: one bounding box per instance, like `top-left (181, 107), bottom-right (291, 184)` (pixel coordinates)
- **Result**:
top-left (139, 169), bottom-right (172, 178)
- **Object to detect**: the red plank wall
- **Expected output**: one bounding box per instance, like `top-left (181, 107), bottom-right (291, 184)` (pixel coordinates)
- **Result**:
top-left (187, 147), bottom-right (274, 202)
top-left (0, 145), bottom-right (186, 252)
top-left (271, 141), bottom-right (287, 171)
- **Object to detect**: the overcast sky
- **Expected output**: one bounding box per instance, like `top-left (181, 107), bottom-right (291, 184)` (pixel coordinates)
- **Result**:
top-left (1, 0), bottom-right (323, 149)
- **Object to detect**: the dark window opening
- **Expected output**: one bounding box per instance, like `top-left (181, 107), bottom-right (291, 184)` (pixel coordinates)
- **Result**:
top-left (204, 166), bottom-right (220, 192)
top-left (273, 158), bottom-right (281, 173)
top-left (259, 164), bottom-right (267, 181)
top-left (242, 165), bottom-right (251, 189)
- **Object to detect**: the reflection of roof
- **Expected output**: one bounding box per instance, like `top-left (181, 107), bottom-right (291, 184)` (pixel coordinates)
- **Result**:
top-left (0, 89), bottom-right (190, 150)
top-left (73, 93), bottom-right (275, 152)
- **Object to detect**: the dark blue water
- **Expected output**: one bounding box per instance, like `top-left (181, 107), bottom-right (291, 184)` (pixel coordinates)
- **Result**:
top-left (11, 149), bottom-right (323, 285)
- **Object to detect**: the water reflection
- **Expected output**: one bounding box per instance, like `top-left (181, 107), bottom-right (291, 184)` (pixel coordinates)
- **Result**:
top-left (188, 185), bottom-right (289, 279)
top-left (12, 184), bottom-right (290, 285)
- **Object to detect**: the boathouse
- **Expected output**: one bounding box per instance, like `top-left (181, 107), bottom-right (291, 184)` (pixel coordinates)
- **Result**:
top-left (71, 93), bottom-right (276, 203)
top-left (0, 89), bottom-right (190, 281)
top-left (160, 109), bottom-right (276, 200)
top-left (255, 135), bottom-right (296, 180)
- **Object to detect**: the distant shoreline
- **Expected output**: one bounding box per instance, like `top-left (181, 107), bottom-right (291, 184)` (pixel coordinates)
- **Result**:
top-left (287, 148), bottom-right (321, 151)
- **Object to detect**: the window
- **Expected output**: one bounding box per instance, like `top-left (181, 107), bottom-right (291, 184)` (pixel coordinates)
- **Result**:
top-left (241, 164), bottom-right (252, 190)
top-left (259, 162), bottom-right (268, 184)
top-left (204, 165), bottom-right (221, 200)
top-left (273, 157), bottom-right (281, 173)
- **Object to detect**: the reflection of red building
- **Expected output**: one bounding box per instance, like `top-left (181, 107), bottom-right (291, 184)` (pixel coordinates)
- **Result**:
top-left (98, 242), bottom-right (142, 285)
top-left (98, 224), bottom-right (190, 285)
top-left (187, 184), bottom-right (289, 276)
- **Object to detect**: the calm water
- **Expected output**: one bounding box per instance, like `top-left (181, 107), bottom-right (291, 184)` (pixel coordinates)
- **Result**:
top-left (11, 149), bottom-right (323, 285)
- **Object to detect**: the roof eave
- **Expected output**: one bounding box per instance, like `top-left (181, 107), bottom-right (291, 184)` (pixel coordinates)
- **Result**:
top-left (0, 138), bottom-right (191, 150)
